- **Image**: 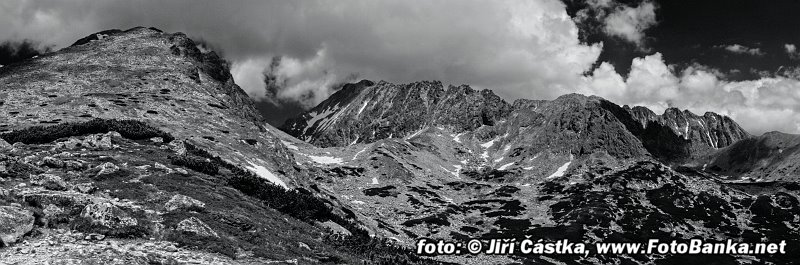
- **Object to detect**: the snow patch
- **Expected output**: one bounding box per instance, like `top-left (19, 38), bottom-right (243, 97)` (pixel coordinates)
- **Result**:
top-left (351, 200), bottom-right (365, 205)
top-left (453, 133), bottom-right (465, 143)
top-left (683, 121), bottom-right (690, 140)
top-left (353, 147), bottom-right (368, 160)
top-left (357, 101), bottom-right (369, 116)
top-left (245, 162), bottom-right (288, 189)
top-left (498, 162), bottom-right (514, 170)
top-left (405, 127), bottom-right (425, 140)
top-left (371, 177), bottom-right (379, 185)
top-left (280, 140), bottom-right (299, 151)
top-left (303, 106), bottom-right (337, 135)
top-left (440, 165), bottom-right (460, 177)
top-left (547, 161), bottom-right (571, 179)
top-left (442, 196), bottom-right (454, 203)
top-left (307, 155), bottom-right (344, 164)
top-left (481, 138), bottom-right (497, 148)
top-left (480, 138), bottom-right (498, 161)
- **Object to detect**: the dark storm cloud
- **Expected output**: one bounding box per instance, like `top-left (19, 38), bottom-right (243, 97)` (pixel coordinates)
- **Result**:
top-left (0, 40), bottom-right (51, 66)
top-left (0, 0), bottom-right (602, 106)
top-left (2, 0), bottom-right (800, 133)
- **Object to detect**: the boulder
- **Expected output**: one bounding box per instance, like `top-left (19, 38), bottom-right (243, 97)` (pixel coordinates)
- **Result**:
top-left (64, 160), bottom-right (85, 171)
top-left (168, 141), bottom-right (187, 155)
top-left (176, 217), bottom-right (218, 238)
top-left (84, 134), bottom-right (113, 150)
top-left (41, 156), bottom-right (65, 168)
top-left (54, 133), bottom-right (115, 150)
top-left (72, 183), bottom-right (96, 194)
top-left (30, 173), bottom-right (68, 191)
top-left (153, 163), bottom-right (173, 173)
top-left (0, 139), bottom-right (10, 149)
top-left (84, 233), bottom-right (105, 241)
top-left (80, 202), bottom-right (138, 229)
top-left (106, 131), bottom-right (122, 139)
top-left (23, 190), bottom-right (95, 210)
top-left (96, 162), bottom-right (119, 176)
top-left (0, 188), bottom-right (9, 199)
top-left (43, 204), bottom-right (65, 219)
top-left (0, 206), bottom-right (34, 247)
top-left (164, 194), bottom-right (205, 212)
top-left (320, 221), bottom-right (352, 236)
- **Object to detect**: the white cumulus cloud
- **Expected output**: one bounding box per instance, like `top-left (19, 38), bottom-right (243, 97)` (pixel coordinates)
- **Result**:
top-left (603, 1), bottom-right (657, 47)
top-left (580, 53), bottom-right (800, 134)
top-left (719, 44), bottom-right (764, 56)
top-left (0, 0), bottom-right (603, 107)
top-left (786, 43), bottom-right (799, 59)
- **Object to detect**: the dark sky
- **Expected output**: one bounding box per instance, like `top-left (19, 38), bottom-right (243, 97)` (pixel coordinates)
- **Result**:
top-left (0, 1), bottom-right (799, 134)
top-left (564, 0), bottom-right (800, 80)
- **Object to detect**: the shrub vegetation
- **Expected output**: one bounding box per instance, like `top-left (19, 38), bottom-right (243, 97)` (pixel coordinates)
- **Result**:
top-left (168, 154), bottom-right (219, 175)
top-left (0, 118), bottom-right (174, 144)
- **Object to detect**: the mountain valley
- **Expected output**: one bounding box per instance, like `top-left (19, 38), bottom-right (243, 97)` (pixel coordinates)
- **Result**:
top-left (0, 28), bottom-right (798, 265)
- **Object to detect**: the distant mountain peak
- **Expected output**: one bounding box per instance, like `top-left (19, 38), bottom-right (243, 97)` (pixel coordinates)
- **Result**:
top-left (281, 81), bottom-right (751, 164)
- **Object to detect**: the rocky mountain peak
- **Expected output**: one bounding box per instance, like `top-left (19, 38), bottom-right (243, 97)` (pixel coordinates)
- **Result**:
top-left (1, 26), bottom-right (299, 185)
top-left (280, 80), bottom-right (512, 147)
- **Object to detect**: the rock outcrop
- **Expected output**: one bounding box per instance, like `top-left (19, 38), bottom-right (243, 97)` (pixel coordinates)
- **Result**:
top-left (281, 80), bottom-right (512, 147)
top-left (176, 217), bottom-right (218, 238)
top-left (0, 206), bottom-right (34, 247)
top-left (704, 131), bottom-right (800, 181)
top-left (29, 173), bottom-right (68, 191)
top-left (164, 194), bottom-right (205, 212)
top-left (282, 83), bottom-right (748, 164)
top-left (624, 105), bottom-right (750, 152)
top-left (0, 28), bottom-right (424, 265)
top-left (80, 202), bottom-right (139, 230)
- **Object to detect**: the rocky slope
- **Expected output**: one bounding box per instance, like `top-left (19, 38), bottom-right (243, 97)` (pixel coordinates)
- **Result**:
top-left (277, 80), bottom-right (798, 264)
top-left (625, 105), bottom-right (750, 159)
top-left (282, 81), bottom-right (749, 164)
top-left (0, 28), bottom-right (440, 264)
top-left (280, 80), bottom-right (512, 148)
top-left (703, 131), bottom-right (800, 182)
top-left (1, 27), bottom-right (797, 265)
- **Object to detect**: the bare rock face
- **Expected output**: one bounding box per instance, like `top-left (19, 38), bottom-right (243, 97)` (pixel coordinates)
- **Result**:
top-left (624, 106), bottom-right (750, 151)
top-left (95, 162), bottom-right (120, 177)
top-left (23, 190), bottom-right (96, 210)
top-left (41, 156), bottom-right (65, 168)
top-left (0, 206), bottom-right (34, 247)
top-left (0, 27), bottom-right (441, 264)
top-left (80, 202), bottom-right (138, 230)
top-left (282, 80), bottom-right (749, 165)
top-left (0, 139), bottom-right (10, 149)
top-left (0, 26), bottom-right (300, 190)
top-left (29, 173), bottom-right (68, 191)
top-left (704, 131), bottom-right (800, 181)
top-left (53, 133), bottom-right (114, 150)
top-left (281, 80), bottom-right (512, 147)
top-left (176, 217), bottom-right (218, 238)
top-left (164, 194), bottom-right (205, 212)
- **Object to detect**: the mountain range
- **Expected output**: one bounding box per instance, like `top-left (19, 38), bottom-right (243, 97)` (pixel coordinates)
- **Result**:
top-left (0, 27), bottom-right (798, 265)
